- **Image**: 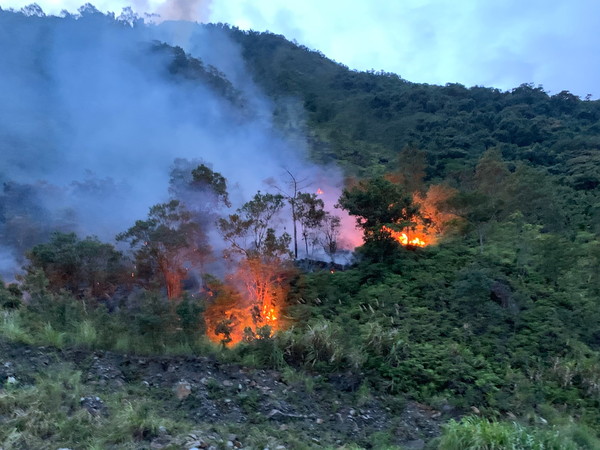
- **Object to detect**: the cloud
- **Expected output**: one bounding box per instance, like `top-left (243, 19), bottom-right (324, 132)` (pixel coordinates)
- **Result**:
top-left (208, 0), bottom-right (600, 97)
top-left (1, 1), bottom-right (598, 96)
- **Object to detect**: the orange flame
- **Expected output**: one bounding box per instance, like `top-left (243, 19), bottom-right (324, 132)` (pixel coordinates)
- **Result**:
top-left (382, 226), bottom-right (429, 247)
top-left (381, 185), bottom-right (458, 248)
top-left (316, 188), bottom-right (324, 195)
top-left (204, 258), bottom-right (292, 347)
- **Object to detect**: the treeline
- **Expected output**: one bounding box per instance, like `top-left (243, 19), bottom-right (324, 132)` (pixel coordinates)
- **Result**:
top-left (221, 24), bottom-right (600, 192)
top-left (1, 159), bottom-right (346, 347)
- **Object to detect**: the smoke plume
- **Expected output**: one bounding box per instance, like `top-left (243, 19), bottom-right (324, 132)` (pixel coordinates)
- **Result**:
top-left (155, 0), bottom-right (212, 22)
top-left (0, 7), bottom-right (357, 280)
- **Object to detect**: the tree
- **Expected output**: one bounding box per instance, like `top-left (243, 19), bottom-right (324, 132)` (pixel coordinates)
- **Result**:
top-left (117, 200), bottom-right (210, 300)
top-left (320, 212), bottom-right (341, 262)
top-left (474, 148), bottom-right (509, 198)
top-left (446, 191), bottom-right (497, 251)
top-left (0, 279), bottom-right (22, 309)
top-left (212, 192), bottom-right (293, 344)
top-left (168, 159), bottom-right (231, 222)
top-left (218, 192), bottom-right (287, 258)
top-left (25, 232), bottom-right (126, 298)
top-left (268, 170), bottom-right (313, 259)
top-left (446, 149), bottom-right (510, 251)
top-left (338, 176), bottom-right (418, 240)
top-left (295, 192), bottom-right (326, 257)
top-left (337, 176), bottom-right (419, 260)
top-left (386, 144), bottom-right (427, 194)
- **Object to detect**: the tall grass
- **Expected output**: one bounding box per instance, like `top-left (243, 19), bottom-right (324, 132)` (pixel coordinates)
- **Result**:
top-left (437, 416), bottom-right (599, 450)
top-left (0, 365), bottom-right (188, 449)
top-left (0, 311), bottom-right (33, 344)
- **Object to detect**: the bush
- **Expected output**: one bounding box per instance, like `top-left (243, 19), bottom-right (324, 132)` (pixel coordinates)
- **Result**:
top-left (0, 280), bottom-right (22, 309)
top-left (437, 416), bottom-right (585, 450)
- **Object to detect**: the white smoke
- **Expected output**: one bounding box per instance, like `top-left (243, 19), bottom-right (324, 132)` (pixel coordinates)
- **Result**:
top-left (0, 7), bottom-right (358, 279)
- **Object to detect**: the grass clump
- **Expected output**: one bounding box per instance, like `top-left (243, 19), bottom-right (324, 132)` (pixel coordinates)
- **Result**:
top-left (0, 311), bottom-right (33, 344)
top-left (436, 416), bottom-right (600, 450)
top-left (0, 364), bottom-right (190, 449)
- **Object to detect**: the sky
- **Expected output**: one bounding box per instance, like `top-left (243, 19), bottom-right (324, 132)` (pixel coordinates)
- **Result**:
top-left (1, 0), bottom-right (599, 98)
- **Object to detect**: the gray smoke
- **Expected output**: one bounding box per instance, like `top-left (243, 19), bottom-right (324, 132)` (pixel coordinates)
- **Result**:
top-left (155, 0), bottom-right (212, 22)
top-left (0, 7), bottom-right (355, 280)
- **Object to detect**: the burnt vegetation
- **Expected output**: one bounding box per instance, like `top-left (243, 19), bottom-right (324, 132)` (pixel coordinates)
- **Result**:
top-left (1, 6), bottom-right (600, 449)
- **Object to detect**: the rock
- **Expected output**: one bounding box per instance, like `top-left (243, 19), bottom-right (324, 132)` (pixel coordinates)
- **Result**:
top-left (80, 396), bottom-right (107, 416)
top-left (222, 380), bottom-right (233, 387)
top-left (404, 439), bottom-right (425, 449)
top-left (328, 372), bottom-right (362, 392)
top-left (441, 404), bottom-right (455, 413)
top-left (316, 418), bottom-right (324, 424)
top-left (226, 441), bottom-right (234, 448)
top-left (151, 437), bottom-right (172, 449)
top-left (186, 441), bottom-right (208, 450)
top-left (267, 409), bottom-right (307, 421)
top-left (175, 381), bottom-right (192, 400)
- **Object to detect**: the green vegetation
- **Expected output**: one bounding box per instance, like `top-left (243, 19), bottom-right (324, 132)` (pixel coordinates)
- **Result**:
top-left (0, 365), bottom-right (185, 449)
top-left (436, 416), bottom-right (600, 449)
top-left (223, 26), bottom-right (600, 185)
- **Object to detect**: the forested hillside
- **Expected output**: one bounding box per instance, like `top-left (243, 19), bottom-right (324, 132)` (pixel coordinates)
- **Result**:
top-left (225, 26), bottom-right (600, 185)
top-left (0, 8), bottom-right (599, 449)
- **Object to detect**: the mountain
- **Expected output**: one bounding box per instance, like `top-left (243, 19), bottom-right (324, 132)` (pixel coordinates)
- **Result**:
top-left (0, 7), bottom-right (599, 449)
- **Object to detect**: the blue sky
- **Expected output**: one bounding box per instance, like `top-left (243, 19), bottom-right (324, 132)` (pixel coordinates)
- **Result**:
top-left (2, 0), bottom-right (599, 98)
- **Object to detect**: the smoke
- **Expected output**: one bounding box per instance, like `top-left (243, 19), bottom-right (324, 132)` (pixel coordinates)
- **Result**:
top-left (155, 0), bottom-right (212, 22)
top-left (0, 8), bottom-right (357, 279)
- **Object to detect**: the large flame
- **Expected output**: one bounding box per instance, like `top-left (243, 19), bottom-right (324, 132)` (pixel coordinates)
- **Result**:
top-left (205, 302), bottom-right (281, 346)
top-left (383, 185), bottom-right (457, 248)
top-left (204, 258), bottom-right (291, 347)
top-left (382, 226), bottom-right (428, 247)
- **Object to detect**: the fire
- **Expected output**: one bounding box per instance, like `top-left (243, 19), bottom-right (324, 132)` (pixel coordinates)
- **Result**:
top-left (316, 188), bottom-right (324, 195)
top-left (382, 185), bottom-right (458, 248)
top-left (204, 258), bottom-right (293, 347)
top-left (382, 226), bottom-right (428, 247)
top-left (205, 298), bottom-right (282, 347)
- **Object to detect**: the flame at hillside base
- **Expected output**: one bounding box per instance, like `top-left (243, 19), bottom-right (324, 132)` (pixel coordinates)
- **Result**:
top-left (205, 301), bottom-right (282, 347)
top-left (204, 259), bottom-right (293, 347)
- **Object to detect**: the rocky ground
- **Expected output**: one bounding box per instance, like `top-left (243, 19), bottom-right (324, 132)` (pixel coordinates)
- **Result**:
top-left (0, 338), bottom-right (452, 449)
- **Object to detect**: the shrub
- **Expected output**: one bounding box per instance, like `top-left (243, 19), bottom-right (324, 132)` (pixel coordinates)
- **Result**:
top-left (437, 416), bottom-right (584, 450)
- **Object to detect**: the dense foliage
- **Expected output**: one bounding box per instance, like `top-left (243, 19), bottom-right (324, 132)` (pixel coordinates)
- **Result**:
top-left (223, 25), bottom-right (600, 187)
